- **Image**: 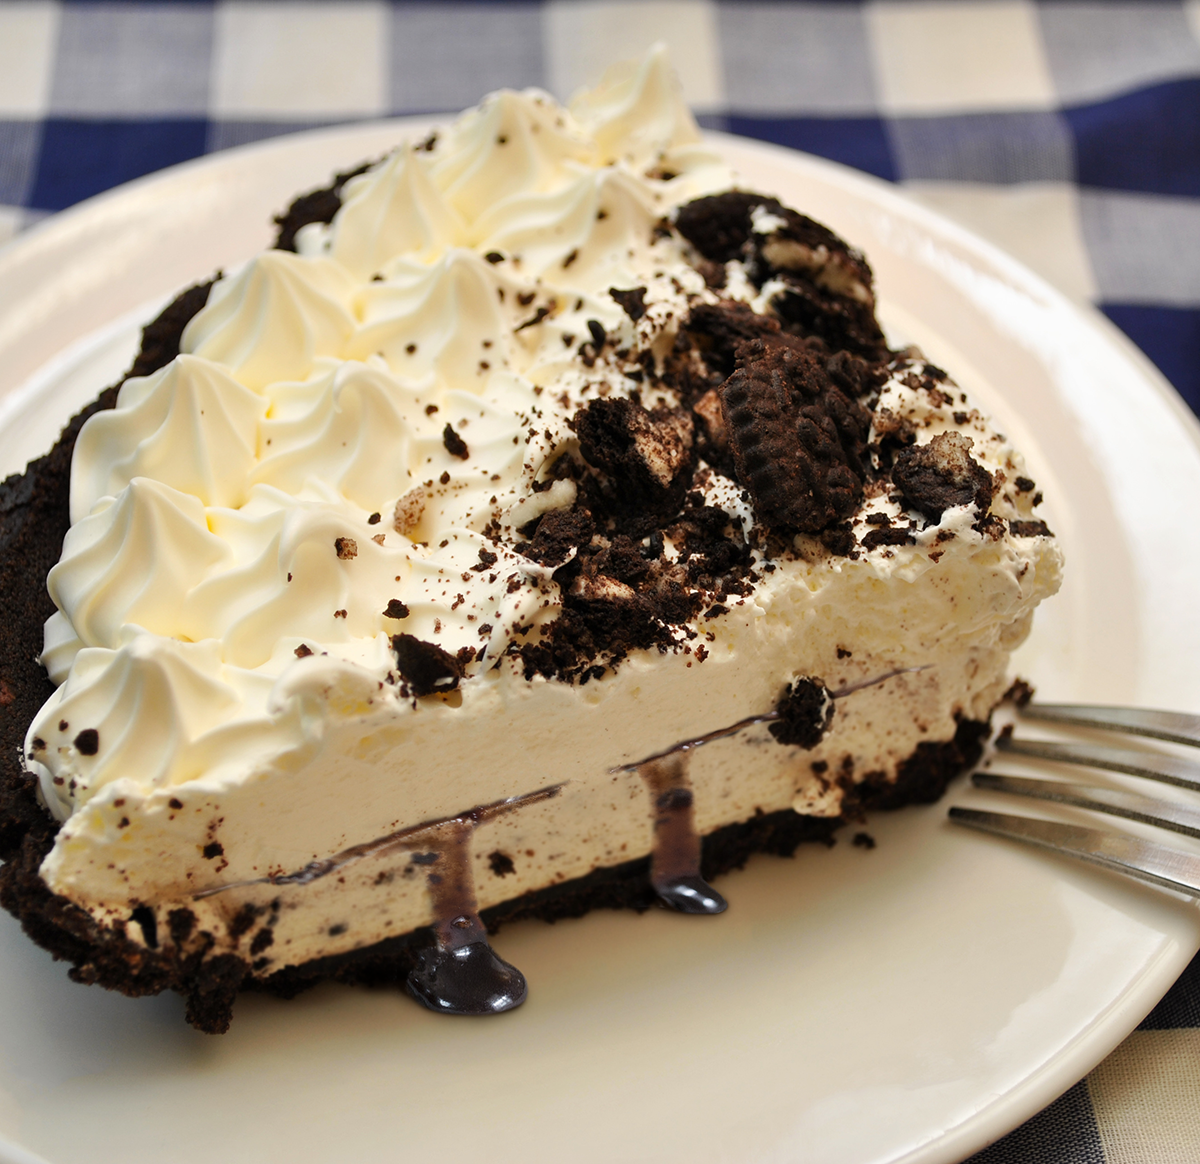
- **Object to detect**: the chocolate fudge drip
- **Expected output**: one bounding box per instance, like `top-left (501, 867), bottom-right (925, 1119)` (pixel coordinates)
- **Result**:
top-left (637, 756), bottom-right (727, 914)
top-left (405, 819), bottom-right (527, 1015)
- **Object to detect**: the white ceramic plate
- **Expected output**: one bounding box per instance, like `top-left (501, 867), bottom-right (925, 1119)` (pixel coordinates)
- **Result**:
top-left (1, 124), bottom-right (1199, 1164)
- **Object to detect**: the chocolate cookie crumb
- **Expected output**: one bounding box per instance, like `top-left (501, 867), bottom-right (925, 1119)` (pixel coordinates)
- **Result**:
top-left (609, 286), bottom-right (647, 321)
top-left (682, 299), bottom-right (781, 381)
top-left (73, 729), bottom-right (99, 756)
top-left (674, 191), bottom-right (885, 357)
top-left (892, 432), bottom-right (993, 522)
top-left (383, 600), bottom-right (410, 620)
top-left (521, 507), bottom-right (594, 567)
top-left (1003, 678), bottom-right (1035, 708)
top-left (442, 424), bottom-right (469, 460)
top-left (575, 398), bottom-right (695, 534)
top-left (391, 634), bottom-right (462, 696)
top-left (769, 678), bottom-right (835, 748)
top-left (488, 851), bottom-right (516, 877)
top-left (272, 160), bottom-right (374, 252)
top-left (861, 527), bottom-right (916, 550)
top-left (675, 191), bottom-right (764, 262)
top-left (586, 319), bottom-right (607, 350)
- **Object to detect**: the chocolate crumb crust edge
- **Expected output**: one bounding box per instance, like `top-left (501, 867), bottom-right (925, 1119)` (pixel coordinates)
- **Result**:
top-left (0, 178), bottom-right (1004, 1032)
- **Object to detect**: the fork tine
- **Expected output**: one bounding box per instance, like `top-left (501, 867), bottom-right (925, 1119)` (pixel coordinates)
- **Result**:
top-left (972, 773), bottom-right (1200, 839)
top-left (948, 808), bottom-right (1200, 896)
top-left (1022, 703), bottom-right (1200, 748)
top-left (996, 738), bottom-right (1200, 793)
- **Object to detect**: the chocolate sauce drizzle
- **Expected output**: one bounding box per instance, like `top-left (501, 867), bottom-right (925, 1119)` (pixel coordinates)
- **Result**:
top-left (636, 755), bottom-right (727, 914)
top-left (191, 785), bottom-right (561, 898)
top-left (405, 819), bottom-right (528, 1015)
top-left (612, 667), bottom-right (930, 773)
top-left (622, 666), bottom-right (931, 913)
top-left (192, 786), bottom-right (560, 1016)
top-left (182, 668), bottom-right (930, 1009)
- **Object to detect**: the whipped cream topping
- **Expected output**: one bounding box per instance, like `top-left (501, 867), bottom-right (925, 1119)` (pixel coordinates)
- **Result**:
top-left (27, 49), bottom-right (734, 820)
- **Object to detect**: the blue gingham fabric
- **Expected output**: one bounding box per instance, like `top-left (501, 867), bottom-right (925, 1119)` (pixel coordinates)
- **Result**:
top-left (3, 0), bottom-right (1199, 420)
top-left (0, 3), bottom-right (1197, 1161)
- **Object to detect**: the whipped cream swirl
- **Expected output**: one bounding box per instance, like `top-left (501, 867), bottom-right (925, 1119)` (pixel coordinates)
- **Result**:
top-left (27, 48), bottom-right (734, 819)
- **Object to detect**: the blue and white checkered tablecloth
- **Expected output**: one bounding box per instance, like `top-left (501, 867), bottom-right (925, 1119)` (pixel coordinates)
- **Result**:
top-left (1, 3), bottom-right (1198, 1161)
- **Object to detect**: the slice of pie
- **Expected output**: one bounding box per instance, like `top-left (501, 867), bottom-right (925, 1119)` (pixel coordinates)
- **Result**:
top-left (0, 50), bottom-right (1061, 1031)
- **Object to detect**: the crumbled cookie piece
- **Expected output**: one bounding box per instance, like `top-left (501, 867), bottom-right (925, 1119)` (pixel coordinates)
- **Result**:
top-left (391, 635), bottom-right (462, 696)
top-left (892, 432), bottom-right (993, 522)
top-left (674, 191), bottom-right (887, 359)
top-left (393, 487), bottom-right (426, 535)
top-left (521, 507), bottom-right (595, 567)
top-left (769, 678), bottom-right (835, 748)
top-left (674, 191), bottom-right (766, 262)
top-left (442, 424), bottom-right (469, 460)
top-left (609, 286), bottom-right (647, 321)
top-left (683, 300), bottom-right (782, 381)
top-left (718, 338), bottom-right (870, 533)
top-left (1009, 519), bottom-right (1054, 538)
top-left (861, 526), bottom-right (915, 551)
top-left (575, 398), bottom-right (696, 534)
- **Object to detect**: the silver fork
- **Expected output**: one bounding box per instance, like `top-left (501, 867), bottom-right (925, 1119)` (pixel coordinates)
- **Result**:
top-left (948, 703), bottom-right (1200, 896)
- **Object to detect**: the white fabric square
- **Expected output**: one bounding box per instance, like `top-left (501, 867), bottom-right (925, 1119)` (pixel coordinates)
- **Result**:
top-left (866, 0), bottom-right (1056, 115)
top-left (1039, 3), bottom-right (1200, 106)
top-left (0, 204), bottom-right (27, 248)
top-left (50, 2), bottom-right (214, 117)
top-left (1088, 1029), bottom-right (1200, 1164)
top-left (1187, 1), bottom-right (1200, 48)
top-left (1079, 190), bottom-right (1200, 307)
top-left (0, 1), bottom-right (60, 117)
top-left (717, 2), bottom-right (878, 115)
top-left (544, 0), bottom-right (724, 112)
top-left (212, 1), bottom-right (388, 118)
top-left (903, 180), bottom-right (1098, 304)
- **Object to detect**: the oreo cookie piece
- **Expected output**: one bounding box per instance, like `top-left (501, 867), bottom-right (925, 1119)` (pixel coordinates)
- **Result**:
top-left (718, 338), bottom-right (871, 535)
top-left (892, 432), bottom-right (994, 523)
top-left (675, 191), bottom-right (887, 360)
top-left (674, 191), bottom-right (767, 263)
top-left (683, 300), bottom-right (783, 381)
top-left (521, 506), bottom-right (595, 568)
top-left (575, 398), bottom-right (696, 535)
top-left (273, 161), bottom-right (374, 252)
top-left (391, 635), bottom-right (462, 696)
top-left (769, 678), bottom-right (835, 749)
